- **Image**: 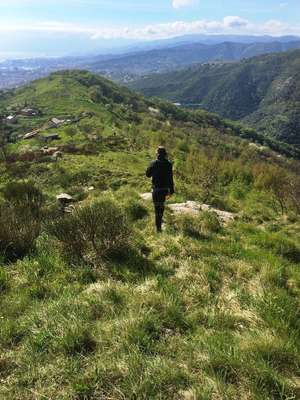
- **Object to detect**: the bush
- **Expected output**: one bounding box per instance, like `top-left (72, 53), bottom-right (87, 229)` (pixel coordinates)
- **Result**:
top-left (0, 204), bottom-right (41, 262)
top-left (0, 268), bottom-right (9, 293)
top-left (2, 181), bottom-right (44, 218)
top-left (173, 211), bottom-right (221, 238)
top-left (199, 211), bottom-right (222, 235)
top-left (47, 198), bottom-right (131, 262)
top-left (125, 199), bottom-right (148, 221)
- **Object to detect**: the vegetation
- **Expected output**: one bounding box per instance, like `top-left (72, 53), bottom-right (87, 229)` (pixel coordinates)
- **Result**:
top-left (90, 40), bottom-right (300, 77)
top-left (1, 70), bottom-right (300, 399)
top-left (130, 49), bottom-right (300, 148)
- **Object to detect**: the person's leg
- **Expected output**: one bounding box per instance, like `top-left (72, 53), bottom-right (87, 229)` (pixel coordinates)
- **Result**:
top-left (153, 190), bottom-right (167, 232)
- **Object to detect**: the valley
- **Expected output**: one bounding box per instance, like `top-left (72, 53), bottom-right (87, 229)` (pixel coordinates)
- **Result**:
top-left (130, 49), bottom-right (300, 148)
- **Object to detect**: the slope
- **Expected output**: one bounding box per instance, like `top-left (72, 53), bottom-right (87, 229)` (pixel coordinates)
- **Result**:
top-left (90, 40), bottom-right (300, 78)
top-left (130, 49), bottom-right (300, 147)
top-left (1, 71), bottom-right (300, 400)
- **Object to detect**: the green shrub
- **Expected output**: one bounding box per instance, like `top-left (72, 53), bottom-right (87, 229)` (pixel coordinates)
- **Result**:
top-left (199, 211), bottom-right (222, 235)
top-left (173, 211), bottom-right (221, 238)
top-left (0, 204), bottom-right (41, 261)
top-left (173, 213), bottom-right (204, 238)
top-left (2, 181), bottom-right (44, 218)
top-left (0, 268), bottom-right (9, 293)
top-left (47, 198), bottom-right (131, 262)
top-left (253, 231), bottom-right (300, 263)
top-left (125, 199), bottom-right (148, 221)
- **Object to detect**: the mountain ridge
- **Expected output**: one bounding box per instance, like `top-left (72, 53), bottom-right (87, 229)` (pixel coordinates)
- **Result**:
top-left (129, 49), bottom-right (300, 147)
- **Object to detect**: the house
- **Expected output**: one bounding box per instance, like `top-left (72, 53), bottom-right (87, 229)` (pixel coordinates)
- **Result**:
top-left (6, 115), bottom-right (17, 124)
top-left (23, 131), bottom-right (39, 140)
top-left (50, 118), bottom-right (65, 127)
top-left (21, 108), bottom-right (38, 117)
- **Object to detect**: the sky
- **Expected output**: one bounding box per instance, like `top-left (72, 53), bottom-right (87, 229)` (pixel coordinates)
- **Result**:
top-left (0, 0), bottom-right (300, 58)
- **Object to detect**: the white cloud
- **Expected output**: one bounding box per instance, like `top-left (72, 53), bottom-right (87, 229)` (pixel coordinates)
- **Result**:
top-left (0, 17), bottom-right (299, 40)
top-left (172, 0), bottom-right (196, 9)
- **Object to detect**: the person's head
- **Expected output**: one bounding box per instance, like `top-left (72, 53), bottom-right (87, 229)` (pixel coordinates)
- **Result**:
top-left (157, 146), bottom-right (167, 160)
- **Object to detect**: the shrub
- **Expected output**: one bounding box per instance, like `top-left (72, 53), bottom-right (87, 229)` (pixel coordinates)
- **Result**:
top-left (173, 211), bottom-right (221, 238)
top-left (173, 213), bottom-right (204, 239)
top-left (0, 204), bottom-right (41, 261)
top-left (199, 211), bottom-right (222, 235)
top-left (2, 181), bottom-right (44, 218)
top-left (47, 198), bottom-right (131, 262)
top-left (125, 199), bottom-right (148, 221)
top-left (0, 268), bottom-right (9, 293)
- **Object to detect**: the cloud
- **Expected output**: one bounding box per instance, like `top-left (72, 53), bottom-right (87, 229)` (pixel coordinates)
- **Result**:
top-left (0, 16), bottom-right (299, 41)
top-left (223, 16), bottom-right (249, 29)
top-left (172, 0), bottom-right (196, 9)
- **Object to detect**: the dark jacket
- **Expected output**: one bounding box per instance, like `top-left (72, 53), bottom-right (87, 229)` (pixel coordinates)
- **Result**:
top-left (146, 156), bottom-right (174, 194)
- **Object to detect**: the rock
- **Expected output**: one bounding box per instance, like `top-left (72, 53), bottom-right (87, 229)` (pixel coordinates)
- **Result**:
top-left (56, 193), bottom-right (73, 202)
top-left (169, 201), bottom-right (236, 224)
top-left (139, 194), bottom-right (236, 223)
top-left (140, 192), bottom-right (153, 201)
top-left (52, 151), bottom-right (63, 160)
top-left (148, 106), bottom-right (160, 116)
top-left (41, 146), bottom-right (59, 155)
top-left (84, 186), bottom-right (95, 192)
top-left (168, 201), bottom-right (200, 215)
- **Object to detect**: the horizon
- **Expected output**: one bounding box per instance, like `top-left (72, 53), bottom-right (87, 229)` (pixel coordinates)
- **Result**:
top-left (1, 0), bottom-right (300, 59)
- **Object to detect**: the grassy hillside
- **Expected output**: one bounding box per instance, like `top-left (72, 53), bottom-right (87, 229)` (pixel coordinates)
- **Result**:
top-left (1, 71), bottom-right (300, 399)
top-left (130, 49), bottom-right (300, 147)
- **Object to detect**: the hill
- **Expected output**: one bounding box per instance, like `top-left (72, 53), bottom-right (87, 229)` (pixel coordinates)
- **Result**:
top-left (130, 49), bottom-right (300, 147)
top-left (1, 71), bottom-right (300, 399)
top-left (2, 38), bottom-right (300, 90)
top-left (90, 40), bottom-right (300, 78)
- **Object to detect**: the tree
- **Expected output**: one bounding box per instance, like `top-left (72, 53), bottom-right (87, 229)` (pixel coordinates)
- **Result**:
top-left (253, 164), bottom-right (291, 214)
top-left (186, 152), bottom-right (220, 202)
top-left (0, 119), bottom-right (8, 162)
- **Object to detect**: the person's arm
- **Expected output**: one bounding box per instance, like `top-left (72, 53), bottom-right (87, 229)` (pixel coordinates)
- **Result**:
top-left (169, 163), bottom-right (175, 195)
top-left (146, 161), bottom-right (155, 178)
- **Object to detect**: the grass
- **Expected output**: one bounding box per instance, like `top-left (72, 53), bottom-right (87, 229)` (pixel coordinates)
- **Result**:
top-left (1, 208), bottom-right (300, 399)
top-left (1, 70), bottom-right (300, 399)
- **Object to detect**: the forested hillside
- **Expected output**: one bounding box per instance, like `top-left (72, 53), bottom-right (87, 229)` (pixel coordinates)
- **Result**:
top-left (1, 71), bottom-right (300, 399)
top-left (90, 40), bottom-right (300, 77)
top-left (130, 49), bottom-right (300, 147)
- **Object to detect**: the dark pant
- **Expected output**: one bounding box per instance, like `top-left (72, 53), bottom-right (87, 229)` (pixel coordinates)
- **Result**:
top-left (152, 189), bottom-right (168, 231)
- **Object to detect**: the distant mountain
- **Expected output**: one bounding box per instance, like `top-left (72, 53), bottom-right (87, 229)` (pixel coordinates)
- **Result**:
top-left (132, 34), bottom-right (300, 49)
top-left (2, 37), bottom-right (300, 89)
top-left (89, 40), bottom-right (300, 77)
top-left (129, 49), bottom-right (300, 147)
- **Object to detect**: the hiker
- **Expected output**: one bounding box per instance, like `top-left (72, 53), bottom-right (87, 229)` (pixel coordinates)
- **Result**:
top-left (146, 146), bottom-right (174, 232)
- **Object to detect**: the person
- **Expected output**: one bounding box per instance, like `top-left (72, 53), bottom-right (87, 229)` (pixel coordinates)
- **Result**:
top-left (146, 146), bottom-right (174, 232)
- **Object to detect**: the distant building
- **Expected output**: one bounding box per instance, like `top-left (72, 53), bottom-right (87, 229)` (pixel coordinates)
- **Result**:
top-left (23, 131), bottom-right (39, 140)
top-left (21, 108), bottom-right (38, 117)
top-left (50, 118), bottom-right (65, 127)
top-left (6, 115), bottom-right (17, 124)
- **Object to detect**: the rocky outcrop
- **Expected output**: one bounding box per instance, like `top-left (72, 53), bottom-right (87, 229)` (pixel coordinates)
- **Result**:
top-left (140, 193), bottom-right (236, 224)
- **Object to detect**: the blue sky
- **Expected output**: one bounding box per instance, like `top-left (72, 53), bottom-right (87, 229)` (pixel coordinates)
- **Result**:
top-left (0, 0), bottom-right (299, 57)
